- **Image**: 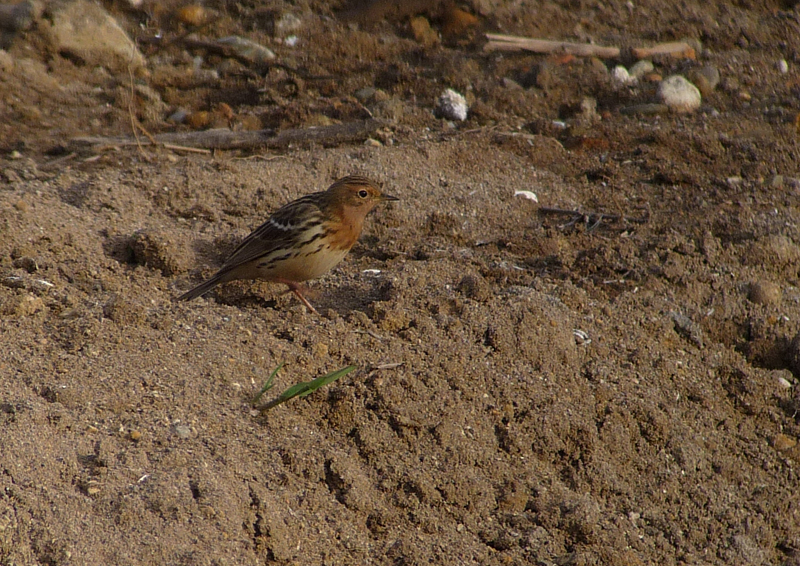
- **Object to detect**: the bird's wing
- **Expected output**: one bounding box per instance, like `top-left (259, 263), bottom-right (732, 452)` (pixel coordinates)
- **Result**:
top-left (220, 195), bottom-right (324, 270)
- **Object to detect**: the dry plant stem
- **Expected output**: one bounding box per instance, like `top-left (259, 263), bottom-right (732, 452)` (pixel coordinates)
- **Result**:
top-left (484, 33), bottom-right (621, 58)
top-left (631, 42), bottom-right (695, 59)
top-left (72, 119), bottom-right (385, 152)
top-left (539, 206), bottom-right (649, 228)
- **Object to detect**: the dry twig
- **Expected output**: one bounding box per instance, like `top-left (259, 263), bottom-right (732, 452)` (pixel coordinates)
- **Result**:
top-left (631, 41), bottom-right (696, 60)
top-left (71, 119), bottom-right (386, 152)
top-left (484, 33), bottom-right (621, 58)
top-left (539, 206), bottom-right (648, 231)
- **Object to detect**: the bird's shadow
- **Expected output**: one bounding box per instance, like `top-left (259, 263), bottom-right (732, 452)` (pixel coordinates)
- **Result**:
top-left (313, 279), bottom-right (393, 315)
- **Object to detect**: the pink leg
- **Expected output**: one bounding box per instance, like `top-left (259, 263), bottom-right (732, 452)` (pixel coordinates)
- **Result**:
top-left (279, 280), bottom-right (319, 314)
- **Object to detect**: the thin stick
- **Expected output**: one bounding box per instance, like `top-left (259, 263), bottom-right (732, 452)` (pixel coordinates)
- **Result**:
top-left (484, 33), bottom-right (621, 58)
top-left (539, 206), bottom-right (649, 227)
top-left (72, 119), bottom-right (386, 152)
top-left (631, 41), bottom-right (696, 60)
top-left (161, 143), bottom-right (212, 154)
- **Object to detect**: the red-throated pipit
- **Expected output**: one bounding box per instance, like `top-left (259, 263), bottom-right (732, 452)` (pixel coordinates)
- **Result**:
top-left (178, 175), bottom-right (397, 312)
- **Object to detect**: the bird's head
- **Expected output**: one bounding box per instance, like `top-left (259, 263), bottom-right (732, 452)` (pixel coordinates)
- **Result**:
top-left (326, 175), bottom-right (398, 221)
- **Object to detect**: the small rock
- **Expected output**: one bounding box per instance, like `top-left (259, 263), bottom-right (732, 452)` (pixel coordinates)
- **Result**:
top-left (770, 175), bottom-right (784, 188)
top-left (658, 75), bottom-right (701, 113)
top-left (186, 110), bottom-right (212, 129)
top-left (773, 433), bottom-right (797, 451)
top-left (4, 293), bottom-right (46, 317)
top-left (274, 13), bottom-right (302, 37)
top-left (12, 256), bottom-right (38, 273)
top-left (533, 61), bottom-right (553, 89)
top-left (611, 65), bottom-right (634, 87)
top-left (354, 87), bottom-right (377, 103)
top-left (172, 424), bottom-right (191, 439)
top-left (628, 60), bottom-right (654, 79)
top-left (434, 88), bottom-right (468, 121)
top-left (45, 0), bottom-right (145, 70)
top-left (778, 59), bottom-right (789, 74)
top-left (103, 294), bottom-right (146, 325)
top-left (128, 430), bottom-right (142, 441)
top-left (176, 5), bottom-right (209, 27)
top-left (167, 108), bottom-right (190, 123)
top-left (371, 97), bottom-right (409, 122)
top-left (441, 5), bottom-right (478, 38)
top-left (670, 311), bottom-right (704, 348)
top-left (576, 97), bottom-right (599, 124)
top-left (687, 65), bottom-right (720, 96)
top-left (217, 36), bottom-right (275, 65)
top-left (456, 273), bottom-right (491, 302)
top-left (748, 281), bottom-right (781, 306)
top-left (410, 16), bottom-right (439, 46)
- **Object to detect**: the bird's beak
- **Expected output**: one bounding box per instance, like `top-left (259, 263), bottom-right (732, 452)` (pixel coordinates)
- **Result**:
top-left (382, 193), bottom-right (399, 202)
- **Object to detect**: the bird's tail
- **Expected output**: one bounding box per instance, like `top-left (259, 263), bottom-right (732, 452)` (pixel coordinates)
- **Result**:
top-left (177, 273), bottom-right (226, 301)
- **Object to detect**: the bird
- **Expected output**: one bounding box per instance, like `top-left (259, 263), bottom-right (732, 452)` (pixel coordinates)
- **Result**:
top-left (178, 175), bottom-right (398, 313)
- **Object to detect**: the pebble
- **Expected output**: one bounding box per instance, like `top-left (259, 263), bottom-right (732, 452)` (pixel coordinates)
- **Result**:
top-left (658, 75), bottom-right (701, 113)
top-left (456, 274), bottom-right (491, 302)
top-left (172, 424), bottom-right (191, 439)
top-left (176, 5), bottom-right (208, 27)
top-left (274, 13), bottom-right (302, 37)
top-left (354, 87), bottom-right (377, 103)
top-left (687, 65), bottom-right (720, 96)
top-left (778, 59), bottom-right (789, 74)
top-left (611, 65), bottom-right (634, 87)
top-left (773, 433), bottom-right (797, 452)
top-left (47, 0), bottom-right (145, 69)
top-left (748, 281), bottom-right (781, 306)
top-left (434, 88), bottom-right (468, 121)
top-left (217, 36), bottom-right (275, 64)
top-left (187, 111), bottom-right (212, 129)
top-left (167, 108), bottom-right (189, 123)
top-left (628, 59), bottom-right (654, 79)
top-left (776, 374), bottom-right (794, 390)
top-left (770, 175), bottom-right (784, 188)
top-left (410, 16), bottom-right (439, 46)
top-left (5, 294), bottom-right (45, 317)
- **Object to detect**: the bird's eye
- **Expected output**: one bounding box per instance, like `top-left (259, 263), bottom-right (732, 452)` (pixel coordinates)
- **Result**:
top-left (358, 189), bottom-right (369, 198)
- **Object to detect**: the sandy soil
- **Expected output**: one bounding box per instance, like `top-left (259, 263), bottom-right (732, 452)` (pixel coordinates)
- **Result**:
top-left (2, 1), bottom-right (800, 564)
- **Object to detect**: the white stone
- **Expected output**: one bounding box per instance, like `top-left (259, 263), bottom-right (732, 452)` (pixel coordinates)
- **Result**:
top-left (434, 88), bottom-right (468, 121)
top-left (657, 75), bottom-right (701, 113)
top-left (611, 65), bottom-right (634, 87)
top-left (629, 60), bottom-right (654, 79)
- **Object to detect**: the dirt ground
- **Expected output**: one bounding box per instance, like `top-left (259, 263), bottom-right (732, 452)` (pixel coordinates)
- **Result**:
top-left (2, 0), bottom-right (800, 564)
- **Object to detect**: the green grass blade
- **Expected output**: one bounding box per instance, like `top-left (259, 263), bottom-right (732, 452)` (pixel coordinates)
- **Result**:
top-left (252, 362), bottom-right (284, 403)
top-left (259, 365), bottom-right (356, 412)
